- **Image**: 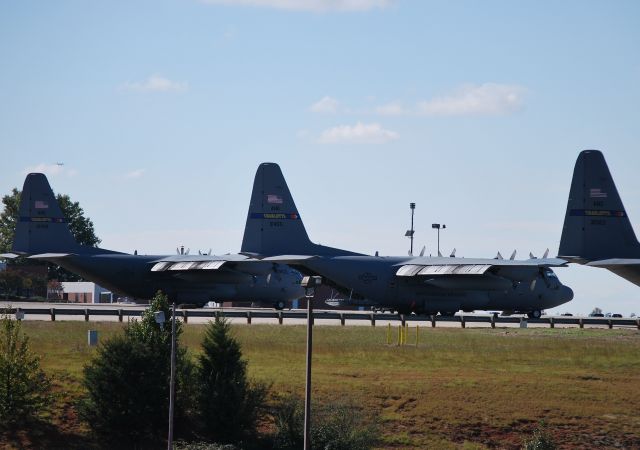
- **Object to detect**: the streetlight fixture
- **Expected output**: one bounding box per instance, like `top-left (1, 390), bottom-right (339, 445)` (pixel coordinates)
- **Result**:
top-left (405, 203), bottom-right (416, 256)
top-left (301, 275), bottom-right (322, 450)
top-left (432, 223), bottom-right (446, 256)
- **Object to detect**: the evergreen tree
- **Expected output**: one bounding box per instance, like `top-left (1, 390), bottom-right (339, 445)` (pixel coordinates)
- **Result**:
top-left (81, 291), bottom-right (196, 447)
top-left (0, 311), bottom-right (52, 429)
top-left (197, 318), bottom-right (267, 444)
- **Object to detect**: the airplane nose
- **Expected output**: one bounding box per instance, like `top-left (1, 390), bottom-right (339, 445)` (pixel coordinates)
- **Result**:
top-left (561, 286), bottom-right (574, 301)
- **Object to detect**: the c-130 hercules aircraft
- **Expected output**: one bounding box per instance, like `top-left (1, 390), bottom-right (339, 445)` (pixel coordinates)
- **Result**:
top-left (558, 150), bottom-right (640, 286)
top-left (241, 163), bottom-right (574, 318)
top-left (2, 173), bottom-right (304, 307)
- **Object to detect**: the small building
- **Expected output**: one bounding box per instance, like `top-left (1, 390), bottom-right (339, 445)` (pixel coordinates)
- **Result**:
top-left (59, 282), bottom-right (113, 303)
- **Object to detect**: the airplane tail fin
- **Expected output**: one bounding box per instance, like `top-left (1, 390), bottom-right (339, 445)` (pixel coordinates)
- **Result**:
top-left (558, 150), bottom-right (640, 261)
top-left (241, 163), bottom-right (361, 257)
top-left (12, 173), bottom-right (94, 255)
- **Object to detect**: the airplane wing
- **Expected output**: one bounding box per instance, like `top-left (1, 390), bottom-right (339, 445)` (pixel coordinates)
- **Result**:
top-left (0, 253), bottom-right (21, 259)
top-left (148, 253), bottom-right (277, 276)
top-left (395, 257), bottom-right (568, 284)
top-left (27, 253), bottom-right (75, 259)
top-left (261, 255), bottom-right (319, 262)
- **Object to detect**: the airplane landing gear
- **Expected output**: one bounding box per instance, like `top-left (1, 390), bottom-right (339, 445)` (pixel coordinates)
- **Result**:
top-left (527, 310), bottom-right (542, 319)
top-left (274, 301), bottom-right (286, 310)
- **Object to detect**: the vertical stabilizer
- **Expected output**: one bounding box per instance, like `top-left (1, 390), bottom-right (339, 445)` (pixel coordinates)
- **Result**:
top-left (12, 173), bottom-right (82, 254)
top-left (241, 163), bottom-right (361, 257)
top-left (558, 150), bottom-right (640, 261)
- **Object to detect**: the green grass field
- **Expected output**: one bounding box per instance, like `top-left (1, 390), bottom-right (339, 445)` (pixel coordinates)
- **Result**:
top-left (6, 321), bottom-right (640, 449)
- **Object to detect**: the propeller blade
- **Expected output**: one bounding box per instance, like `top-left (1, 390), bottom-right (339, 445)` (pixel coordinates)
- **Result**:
top-left (495, 251), bottom-right (503, 260)
top-left (509, 250), bottom-right (516, 260)
top-left (186, 248), bottom-right (190, 255)
top-left (542, 248), bottom-right (549, 259)
top-left (450, 248), bottom-right (456, 257)
top-left (419, 246), bottom-right (426, 257)
top-left (437, 250), bottom-right (443, 257)
top-left (529, 252), bottom-right (536, 259)
top-left (208, 248), bottom-right (212, 256)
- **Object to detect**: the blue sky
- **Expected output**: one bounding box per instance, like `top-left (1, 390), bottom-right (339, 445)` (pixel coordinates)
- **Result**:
top-left (2, 0), bottom-right (639, 315)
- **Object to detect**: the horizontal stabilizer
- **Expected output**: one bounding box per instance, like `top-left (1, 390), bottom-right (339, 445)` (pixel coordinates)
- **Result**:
top-left (585, 258), bottom-right (640, 267)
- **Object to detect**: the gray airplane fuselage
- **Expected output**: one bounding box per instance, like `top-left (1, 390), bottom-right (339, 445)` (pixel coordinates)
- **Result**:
top-left (46, 253), bottom-right (304, 304)
top-left (10, 172), bottom-right (305, 307)
top-left (303, 256), bottom-right (572, 314)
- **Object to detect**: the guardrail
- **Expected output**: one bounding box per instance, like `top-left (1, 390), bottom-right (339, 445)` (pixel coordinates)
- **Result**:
top-left (4, 307), bottom-right (640, 329)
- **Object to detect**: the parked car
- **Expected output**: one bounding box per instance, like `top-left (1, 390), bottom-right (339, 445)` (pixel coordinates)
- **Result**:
top-left (589, 313), bottom-right (605, 317)
top-left (612, 313), bottom-right (623, 318)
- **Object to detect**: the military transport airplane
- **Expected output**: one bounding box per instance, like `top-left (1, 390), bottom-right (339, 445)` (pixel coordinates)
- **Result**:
top-left (1, 173), bottom-right (304, 308)
top-left (240, 163), bottom-right (574, 318)
top-left (558, 150), bottom-right (640, 286)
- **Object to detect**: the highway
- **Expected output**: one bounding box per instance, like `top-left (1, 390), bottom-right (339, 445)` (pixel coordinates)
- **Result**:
top-left (1, 301), bottom-right (638, 329)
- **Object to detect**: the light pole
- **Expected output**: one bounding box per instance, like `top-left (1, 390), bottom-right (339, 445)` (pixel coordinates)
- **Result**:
top-left (431, 223), bottom-right (446, 256)
top-left (301, 275), bottom-right (322, 450)
top-left (405, 203), bottom-right (416, 256)
top-left (154, 306), bottom-right (177, 450)
top-left (168, 303), bottom-right (177, 450)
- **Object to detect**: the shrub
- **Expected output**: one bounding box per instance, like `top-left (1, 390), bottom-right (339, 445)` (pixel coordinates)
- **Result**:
top-left (272, 393), bottom-right (379, 450)
top-left (80, 291), bottom-right (196, 446)
top-left (196, 318), bottom-right (268, 444)
top-left (0, 311), bottom-right (52, 429)
top-left (522, 422), bottom-right (556, 450)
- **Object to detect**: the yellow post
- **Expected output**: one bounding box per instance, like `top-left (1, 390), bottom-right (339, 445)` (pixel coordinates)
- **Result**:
top-left (397, 324), bottom-right (401, 346)
top-left (416, 324), bottom-right (419, 346)
top-left (386, 323), bottom-right (391, 345)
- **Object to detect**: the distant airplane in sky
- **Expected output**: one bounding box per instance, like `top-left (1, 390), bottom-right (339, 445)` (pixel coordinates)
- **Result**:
top-left (2, 173), bottom-right (303, 308)
top-left (241, 163), bottom-right (573, 318)
top-left (558, 150), bottom-right (640, 286)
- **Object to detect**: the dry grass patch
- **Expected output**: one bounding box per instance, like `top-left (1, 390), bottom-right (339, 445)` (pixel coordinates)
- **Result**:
top-left (7, 321), bottom-right (640, 449)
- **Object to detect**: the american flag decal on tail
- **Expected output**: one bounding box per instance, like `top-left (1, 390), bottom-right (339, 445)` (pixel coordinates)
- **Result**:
top-left (267, 194), bottom-right (283, 204)
top-left (590, 188), bottom-right (607, 198)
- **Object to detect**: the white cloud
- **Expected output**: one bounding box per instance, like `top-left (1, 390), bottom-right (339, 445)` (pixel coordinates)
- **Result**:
top-left (199, 0), bottom-right (392, 12)
top-left (373, 101), bottom-right (406, 116)
top-left (120, 74), bottom-right (188, 93)
top-left (319, 122), bottom-right (398, 144)
top-left (417, 83), bottom-right (526, 116)
top-left (310, 96), bottom-right (340, 113)
top-left (22, 163), bottom-right (76, 177)
top-left (125, 169), bottom-right (146, 179)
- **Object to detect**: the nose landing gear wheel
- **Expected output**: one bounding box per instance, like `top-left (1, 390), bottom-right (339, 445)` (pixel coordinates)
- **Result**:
top-left (274, 301), bottom-right (286, 310)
